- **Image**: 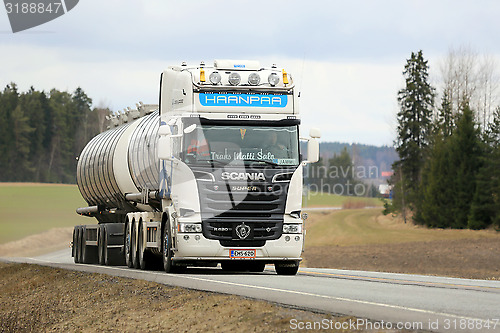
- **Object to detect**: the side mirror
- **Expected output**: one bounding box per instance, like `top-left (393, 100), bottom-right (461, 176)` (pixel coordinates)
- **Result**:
top-left (184, 124), bottom-right (197, 134)
top-left (158, 125), bottom-right (171, 136)
top-left (158, 125), bottom-right (172, 160)
top-left (309, 127), bottom-right (321, 139)
top-left (306, 138), bottom-right (319, 163)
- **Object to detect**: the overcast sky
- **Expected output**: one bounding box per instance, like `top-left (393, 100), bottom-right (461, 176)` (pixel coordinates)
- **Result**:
top-left (1, 0), bottom-right (500, 145)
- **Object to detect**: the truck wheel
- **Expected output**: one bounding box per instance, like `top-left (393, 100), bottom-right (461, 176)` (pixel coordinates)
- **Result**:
top-left (71, 226), bottom-right (79, 264)
top-left (125, 220), bottom-right (133, 268)
top-left (98, 225), bottom-right (105, 265)
top-left (131, 222), bottom-right (139, 268)
top-left (81, 226), bottom-right (89, 263)
top-left (275, 261), bottom-right (299, 275)
top-left (162, 219), bottom-right (175, 273)
top-left (138, 222), bottom-right (149, 270)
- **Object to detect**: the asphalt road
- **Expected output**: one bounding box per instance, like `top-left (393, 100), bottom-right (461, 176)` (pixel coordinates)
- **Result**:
top-left (3, 249), bottom-right (500, 333)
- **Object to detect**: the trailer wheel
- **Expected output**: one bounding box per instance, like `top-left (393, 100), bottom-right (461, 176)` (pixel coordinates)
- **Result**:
top-left (98, 225), bottom-right (105, 265)
top-left (78, 226), bottom-right (84, 263)
top-left (71, 226), bottom-right (78, 264)
top-left (274, 261), bottom-right (299, 275)
top-left (82, 227), bottom-right (98, 264)
top-left (73, 226), bottom-right (80, 264)
top-left (125, 219), bottom-right (133, 268)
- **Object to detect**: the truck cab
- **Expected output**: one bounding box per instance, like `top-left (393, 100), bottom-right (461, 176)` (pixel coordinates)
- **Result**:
top-left (157, 60), bottom-right (320, 274)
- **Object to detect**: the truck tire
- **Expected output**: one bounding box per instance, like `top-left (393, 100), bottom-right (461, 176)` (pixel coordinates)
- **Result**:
top-left (102, 224), bottom-right (124, 266)
top-left (162, 219), bottom-right (176, 273)
top-left (78, 226), bottom-right (84, 263)
top-left (72, 227), bottom-right (78, 263)
top-left (274, 261), bottom-right (299, 275)
top-left (125, 219), bottom-right (133, 268)
top-left (98, 225), bottom-right (105, 265)
top-left (82, 226), bottom-right (98, 264)
top-left (131, 222), bottom-right (139, 268)
top-left (138, 222), bottom-right (150, 270)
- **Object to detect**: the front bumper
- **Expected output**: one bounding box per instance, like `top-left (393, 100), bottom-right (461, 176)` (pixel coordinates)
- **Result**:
top-left (173, 233), bottom-right (303, 261)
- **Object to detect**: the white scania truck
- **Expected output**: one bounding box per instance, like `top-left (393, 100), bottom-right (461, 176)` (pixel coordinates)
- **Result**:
top-left (72, 60), bottom-right (320, 275)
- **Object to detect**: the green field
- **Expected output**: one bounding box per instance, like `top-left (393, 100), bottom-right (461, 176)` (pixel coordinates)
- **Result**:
top-left (303, 191), bottom-right (382, 208)
top-left (5, 184), bottom-right (488, 249)
top-left (0, 183), bottom-right (89, 244)
top-left (305, 208), bottom-right (499, 247)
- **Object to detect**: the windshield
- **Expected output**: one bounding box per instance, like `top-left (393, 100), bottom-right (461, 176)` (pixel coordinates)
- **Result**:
top-left (182, 124), bottom-right (299, 166)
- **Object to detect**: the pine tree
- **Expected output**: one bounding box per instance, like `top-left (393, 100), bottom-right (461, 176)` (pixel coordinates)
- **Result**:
top-left (393, 50), bottom-right (435, 218)
top-left (437, 91), bottom-right (454, 138)
top-left (21, 87), bottom-right (48, 182)
top-left (9, 105), bottom-right (35, 180)
top-left (420, 133), bottom-right (455, 228)
top-left (468, 142), bottom-right (494, 229)
top-left (328, 148), bottom-right (363, 196)
top-left (0, 84), bottom-right (20, 181)
top-left (448, 102), bottom-right (482, 228)
top-left (480, 107), bottom-right (500, 228)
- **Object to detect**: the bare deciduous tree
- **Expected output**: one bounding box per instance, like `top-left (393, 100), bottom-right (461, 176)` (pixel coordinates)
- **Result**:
top-left (439, 46), bottom-right (500, 130)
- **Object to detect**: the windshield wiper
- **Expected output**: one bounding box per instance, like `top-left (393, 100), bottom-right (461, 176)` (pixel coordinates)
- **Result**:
top-left (245, 159), bottom-right (280, 166)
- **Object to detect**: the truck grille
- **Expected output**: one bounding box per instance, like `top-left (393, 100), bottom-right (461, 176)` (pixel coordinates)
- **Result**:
top-left (198, 181), bottom-right (288, 242)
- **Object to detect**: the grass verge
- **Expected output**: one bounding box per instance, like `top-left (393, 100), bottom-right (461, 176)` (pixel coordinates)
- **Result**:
top-left (0, 183), bottom-right (88, 244)
top-left (0, 263), bottom-right (358, 333)
top-left (303, 191), bottom-right (382, 208)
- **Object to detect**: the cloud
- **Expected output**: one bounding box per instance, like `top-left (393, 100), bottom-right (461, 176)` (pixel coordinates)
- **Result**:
top-left (2, 1), bottom-right (500, 146)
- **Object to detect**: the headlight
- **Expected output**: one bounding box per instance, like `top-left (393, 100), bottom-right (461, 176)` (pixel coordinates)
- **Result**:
top-left (179, 223), bottom-right (202, 233)
top-left (248, 73), bottom-right (260, 85)
top-left (228, 72), bottom-right (241, 86)
top-left (209, 72), bottom-right (221, 85)
top-left (268, 73), bottom-right (280, 86)
top-left (283, 224), bottom-right (302, 234)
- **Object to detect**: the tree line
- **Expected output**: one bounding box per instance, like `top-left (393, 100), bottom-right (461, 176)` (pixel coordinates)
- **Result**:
top-left (305, 148), bottom-right (380, 198)
top-left (0, 84), bottom-right (109, 183)
top-left (388, 49), bottom-right (500, 229)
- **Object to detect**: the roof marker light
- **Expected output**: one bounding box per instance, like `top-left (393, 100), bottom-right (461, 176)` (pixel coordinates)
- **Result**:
top-left (282, 69), bottom-right (289, 85)
top-left (200, 68), bottom-right (206, 82)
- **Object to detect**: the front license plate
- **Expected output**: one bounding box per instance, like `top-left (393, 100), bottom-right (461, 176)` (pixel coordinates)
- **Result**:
top-left (229, 249), bottom-right (256, 258)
